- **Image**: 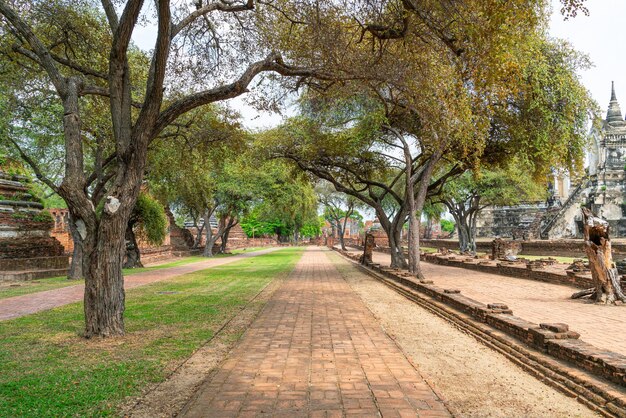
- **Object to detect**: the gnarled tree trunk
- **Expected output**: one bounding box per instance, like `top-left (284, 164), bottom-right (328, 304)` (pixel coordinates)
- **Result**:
top-left (573, 208), bottom-right (626, 304)
top-left (204, 213), bottom-right (226, 257)
top-left (80, 197), bottom-right (134, 338)
top-left (360, 233), bottom-right (375, 265)
top-left (219, 217), bottom-right (237, 253)
top-left (67, 214), bottom-right (83, 280)
top-left (123, 220), bottom-right (143, 269)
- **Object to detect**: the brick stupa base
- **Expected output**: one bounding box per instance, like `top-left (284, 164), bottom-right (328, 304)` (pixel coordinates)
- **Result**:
top-left (0, 170), bottom-right (68, 281)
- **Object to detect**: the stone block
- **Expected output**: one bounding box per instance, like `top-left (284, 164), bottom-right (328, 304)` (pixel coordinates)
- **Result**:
top-left (540, 323), bottom-right (569, 333)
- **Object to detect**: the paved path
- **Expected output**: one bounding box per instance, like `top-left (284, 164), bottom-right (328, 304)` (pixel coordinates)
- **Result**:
top-left (0, 248), bottom-right (281, 321)
top-left (183, 247), bottom-right (450, 418)
top-left (345, 248), bottom-right (626, 356)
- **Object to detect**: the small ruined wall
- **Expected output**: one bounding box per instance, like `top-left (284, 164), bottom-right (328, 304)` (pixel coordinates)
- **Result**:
top-left (422, 253), bottom-right (595, 289)
top-left (417, 238), bottom-right (626, 258)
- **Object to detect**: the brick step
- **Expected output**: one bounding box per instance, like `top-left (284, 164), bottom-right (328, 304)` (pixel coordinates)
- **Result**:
top-left (0, 268), bottom-right (68, 282)
top-left (0, 255), bottom-right (69, 271)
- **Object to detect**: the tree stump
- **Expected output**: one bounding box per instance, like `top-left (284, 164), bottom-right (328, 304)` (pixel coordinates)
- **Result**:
top-left (572, 208), bottom-right (626, 304)
top-left (360, 233), bottom-right (375, 265)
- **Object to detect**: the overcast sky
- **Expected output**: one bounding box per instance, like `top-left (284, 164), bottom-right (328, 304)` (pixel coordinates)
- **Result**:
top-left (549, 0), bottom-right (626, 117)
top-left (133, 1), bottom-right (625, 129)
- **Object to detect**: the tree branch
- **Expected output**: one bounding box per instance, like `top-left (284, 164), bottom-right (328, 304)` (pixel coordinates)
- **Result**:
top-left (172, 0), bottom-right (254, 38)
top-left (0, 1), bottom-right (67, 95)
top-left (154, 53), bottom-right (328, 135)
top-left (6, 136), bottom-right (59, 192)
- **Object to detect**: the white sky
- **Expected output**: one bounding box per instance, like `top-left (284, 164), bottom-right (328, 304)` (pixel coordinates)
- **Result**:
top-left (549, 0), bottom-right (626, 116)
top-left (132, 1), bottom-right (625, 129)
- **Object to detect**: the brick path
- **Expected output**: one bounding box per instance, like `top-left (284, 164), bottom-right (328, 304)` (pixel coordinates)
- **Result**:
top-left (0, 248), bottom-right (280, 321)
top-left (183, 247), bottom-right (450, 418)
top-left (346, 248), bottom-right (626, 356)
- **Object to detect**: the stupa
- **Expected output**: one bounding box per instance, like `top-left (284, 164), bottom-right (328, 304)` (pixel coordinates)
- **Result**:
top-left (0, 168), bottom-right (68, 281)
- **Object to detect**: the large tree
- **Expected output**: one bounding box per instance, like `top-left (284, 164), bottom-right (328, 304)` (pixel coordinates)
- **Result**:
top-left (436, 168), bottom-right (545, 253)
top-left (256, 0), bottom-right (592, 277)
top-left (0, 0), bottom-right (324, 337)
top-left (317, 181), bottom-right (363, 251)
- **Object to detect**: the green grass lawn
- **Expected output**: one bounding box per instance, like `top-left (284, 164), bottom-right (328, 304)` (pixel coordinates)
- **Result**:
top-left (0, 247), bottom-right (301, 417)
top-left (0, 247), bottom-right (269, 300)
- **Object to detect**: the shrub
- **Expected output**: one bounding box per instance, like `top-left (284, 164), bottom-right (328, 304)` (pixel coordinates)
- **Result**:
top-left (135, 192), bottom-right (167, 246)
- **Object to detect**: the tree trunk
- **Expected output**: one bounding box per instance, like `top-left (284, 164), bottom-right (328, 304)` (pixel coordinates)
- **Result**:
top-left (360, 232), bottom-right (375, 265)
top-left (468, 210), bottom-right (478, 254)
top-left (67, 214), bottom-right (83, 280)
top-left (458, 223), bottom-right (471, 253)
top-left (219, 218), bottom-right (237, 253)
top-left (387, 225), bottom-right (408, 269)
top-left (340, 208), bottom-right (353, 251)
top-left (82, 207), bottom-right (129, 338)
top-left (192, 219), bottom-right (204, 249)
top-left (574, 208), bottom-right (626, 304)
top-left (204, 213), bottom-right (225, 257)
top-left (123, 220), bottom-right (143, 269)
top-left (337, 223), bottom-right (346, 251)
top-left (452, 210), bottom-right (471, 253)
top-left (424, 217), bottom-right (433, 240)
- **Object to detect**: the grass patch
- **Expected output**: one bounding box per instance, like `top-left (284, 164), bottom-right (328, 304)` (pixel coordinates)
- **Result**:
top-left (0, 247), bottom-right (271, 300)
top-left (0, 247), bottom-right (302, 417)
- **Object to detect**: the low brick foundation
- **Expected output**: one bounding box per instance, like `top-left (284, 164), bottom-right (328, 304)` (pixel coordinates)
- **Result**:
top-left (421, 238), bottom-right (626, 258)
top-left (423, 253), bottom-right (595, 289)
top-left (336, 248), bottom-right (626, 389)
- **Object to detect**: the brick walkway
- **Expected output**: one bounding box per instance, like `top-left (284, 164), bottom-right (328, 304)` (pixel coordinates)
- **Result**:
top-left (0, 248), bottom-right (280, 321)
top-left (183, 247), bottom-right (450, 418)
top-left (346, 248), bottom-right (626, 357)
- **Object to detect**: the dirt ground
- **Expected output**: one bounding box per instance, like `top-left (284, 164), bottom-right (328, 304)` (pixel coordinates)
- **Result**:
top-left (327, 252), bottom-right (599, 418)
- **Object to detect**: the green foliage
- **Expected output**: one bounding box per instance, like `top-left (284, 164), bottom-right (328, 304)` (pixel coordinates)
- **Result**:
top-left (32, 211), bottom-right (53, 223)
top-left (240, 212), bottom-right (280, 238)
top-left (441, 219), bottom-right (455, 233)
top-left (134, 192), bottom-right (167, 246)
top-left (441, 167), bottom-right (546, 210)
top-left (300, 216), bottom-right (324, 238)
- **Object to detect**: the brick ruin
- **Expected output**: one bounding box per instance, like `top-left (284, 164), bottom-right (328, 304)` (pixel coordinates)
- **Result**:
top-left (0, 171), bottom-right (68, 281)
top-left (46, 207), bottom-right (277, 266)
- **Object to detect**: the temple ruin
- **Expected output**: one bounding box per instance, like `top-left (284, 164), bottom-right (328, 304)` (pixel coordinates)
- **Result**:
top-left (477, 82), bottom-right (626, 239)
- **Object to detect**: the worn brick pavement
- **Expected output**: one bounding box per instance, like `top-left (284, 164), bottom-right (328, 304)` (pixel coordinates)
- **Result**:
top-left (346, 248), bottom-right (626, 357)
top-left (182, 247), bottom-right (450, 418)
top-left (0, 248), bottom-right (280, 321)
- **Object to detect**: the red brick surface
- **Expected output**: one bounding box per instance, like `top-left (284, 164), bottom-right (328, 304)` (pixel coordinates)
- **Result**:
top-left (182, 247), bottom-right (450, 417)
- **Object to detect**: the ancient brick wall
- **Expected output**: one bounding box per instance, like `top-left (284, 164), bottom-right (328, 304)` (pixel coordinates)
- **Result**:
top-left (48, 208), bottom-right (73, 253)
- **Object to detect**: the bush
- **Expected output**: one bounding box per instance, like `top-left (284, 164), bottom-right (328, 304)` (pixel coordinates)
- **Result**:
top-left (441, 219), bottom-right (455, 233)
top-left (135, 192), bottom-right (167, 246)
